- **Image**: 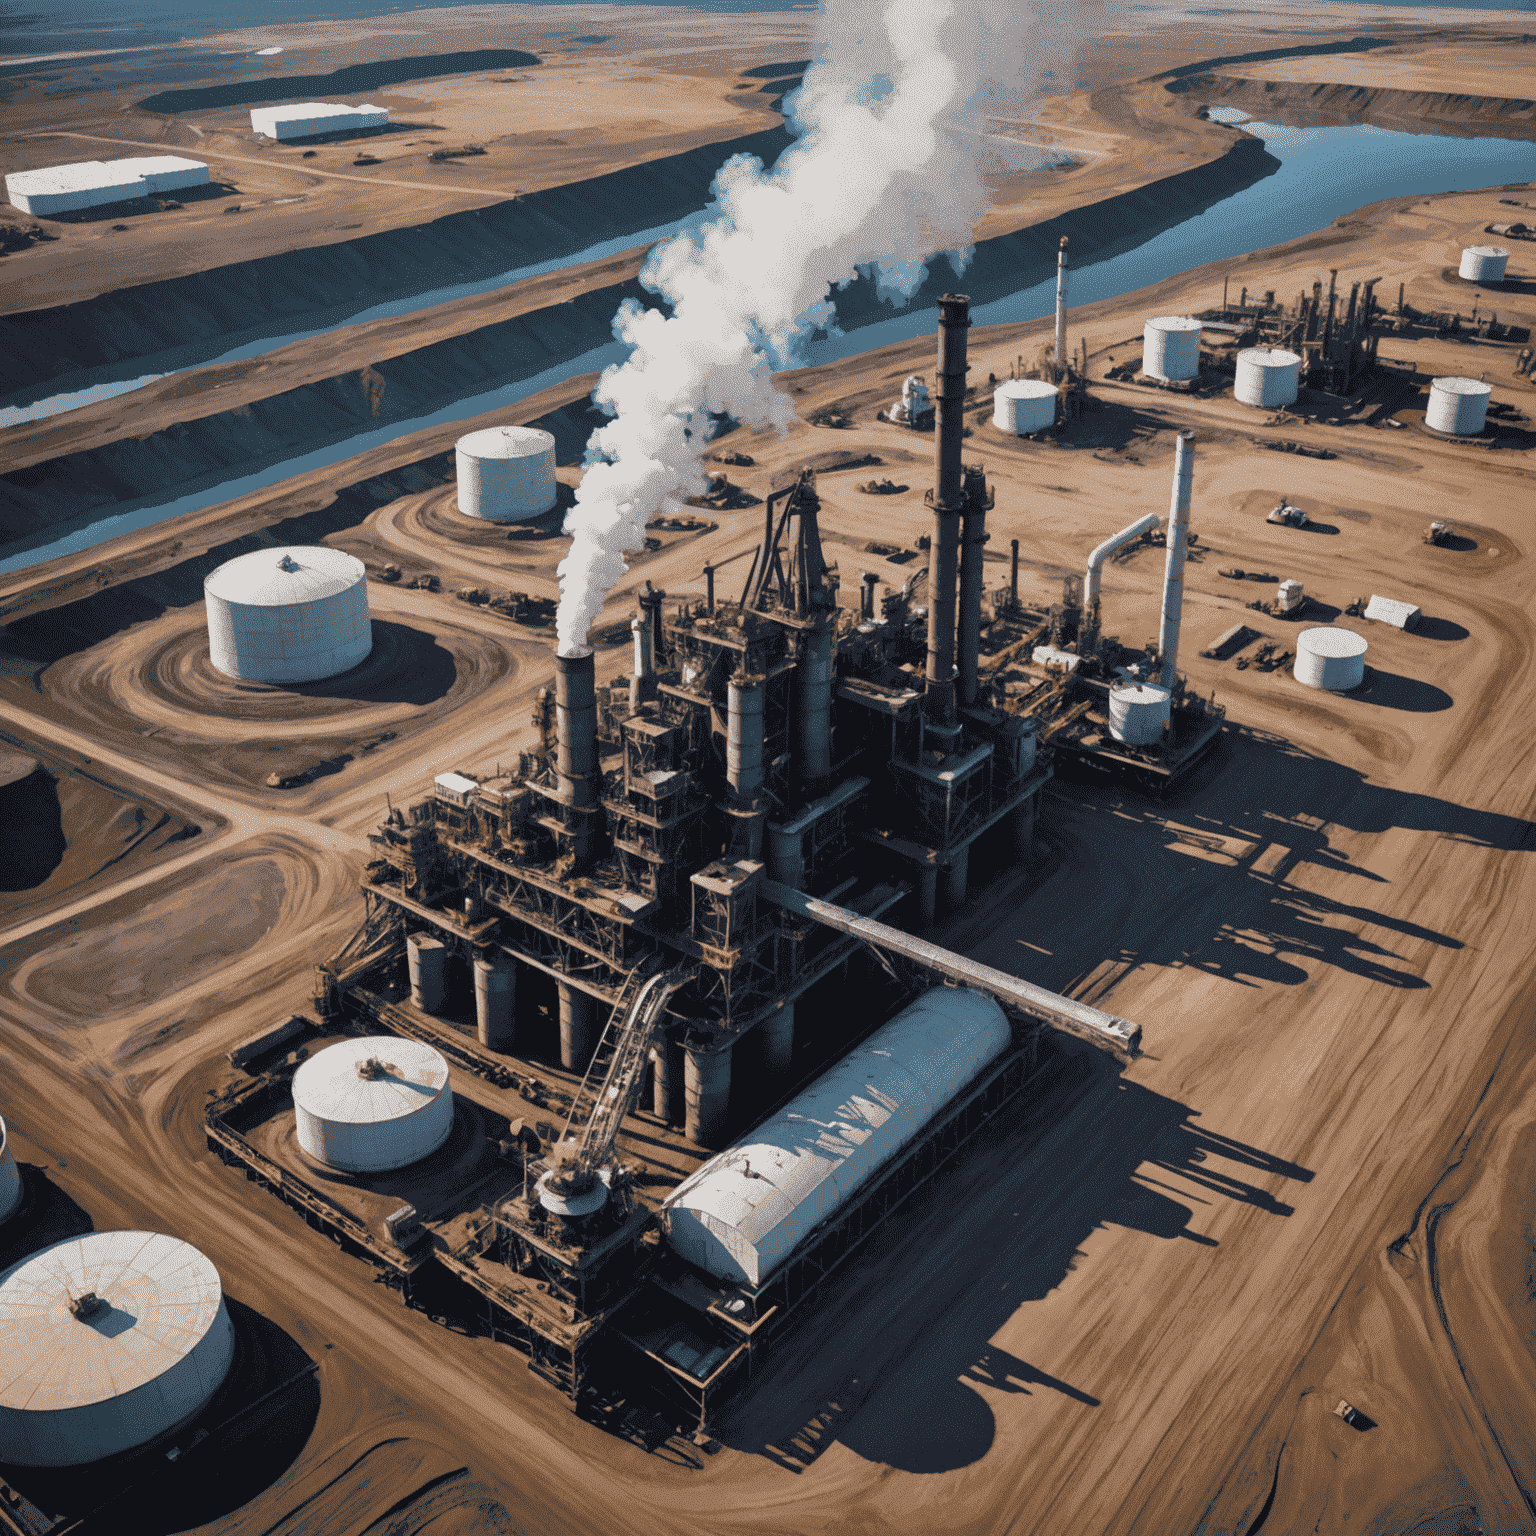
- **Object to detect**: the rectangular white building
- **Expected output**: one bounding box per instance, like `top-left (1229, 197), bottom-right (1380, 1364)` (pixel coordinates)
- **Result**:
top-left (5, 156), bottom-right (208, 216)
top-left (249, 103), bottom-right (389, 140)
top-left (1364, 594), bottom-right (1421, 631)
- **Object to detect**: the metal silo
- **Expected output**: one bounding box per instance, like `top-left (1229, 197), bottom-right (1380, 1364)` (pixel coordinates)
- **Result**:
top-left (1295, 627), bottom-right (1367, 691)
top-left (1426, 377), bottom-right (1492, 435)
top-left (292, 1036), bottom-right (453, 1173)
top-left (1235, 347), bottom-right (1302, 408)
top-left (991, 379), bottom-right (1058, 434)
top-left (1458, 246), bottom-right (1509, 283)
top-left (0, 1231), bottom-right (236, 1466)
top-left (1107, 681), bottom-right (1171, 745)
top-left (455, 425), bottom-right (558, 521)
top-left (204, 546), bottom-right (371, 685)
top-left (1142, 316), bottom-right (1203, 381)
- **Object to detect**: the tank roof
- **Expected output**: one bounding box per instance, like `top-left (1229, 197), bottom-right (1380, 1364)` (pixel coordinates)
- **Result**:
top-left (456, 424), bottom-right (557, 458)
top-left (0, 1232), bottom-right (225, 1415)
top-left (994, 379), bottom-right (1058, 400)
top-left (1109, 681), bottom-right (1172, 703)
top-left (204, 545), bottom-right (365, 607)
top-left (1237, 347), bottom-right (1302, 366)
top-left (293, 1036), bottom-right (449, 1127)
top-left (1145, 315), bottom-right (1204, 331)
top-left (1462, 244), bottom-right (1510, 257)
top-left (1299, 626), bottom-right (1368, 657)
top-left (1430, 376), bottom-right (1494, 396)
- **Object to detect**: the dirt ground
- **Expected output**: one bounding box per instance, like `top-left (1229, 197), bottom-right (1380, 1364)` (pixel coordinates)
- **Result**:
top-left (3, 13), bottom-right (1536, 1536)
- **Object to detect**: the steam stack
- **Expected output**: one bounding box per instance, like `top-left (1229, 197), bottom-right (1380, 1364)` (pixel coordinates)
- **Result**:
top-left (555, 648), bottom-right (601, 869)
top-left (957, 464), bottom-right (989, 707)
top-left (925, 294), bottom-right (970, 734)
top-left (1054, 238), bottom-right (1069, 379)
top-left (1158, 432), bottom-right (1195, 687)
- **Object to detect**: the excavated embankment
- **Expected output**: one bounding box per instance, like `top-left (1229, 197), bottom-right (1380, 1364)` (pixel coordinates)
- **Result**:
top-left (0, 134), bottom-right (1276, 553)
top-left (0, 124), bottom-right (792, 395)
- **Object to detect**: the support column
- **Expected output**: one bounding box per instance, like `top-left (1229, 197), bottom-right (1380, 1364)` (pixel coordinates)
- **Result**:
top-left (685, 1038), bottom-right (733, 1148)
top-left (941, 845), bottom-right (970, 914)
top-left (558, 983), bottom-right (598, 1073)
top-left (757, 1004), bottom-right (795, 1081)
top-left (407, 932), bottom-right (447, 1014)
top-left (651, 1033), bottom-right (684, 1124)
top-left (1011, 798), bottom-right (1036, 863)
top-left (915, 865), bottom-right (939, 931)
top-left (474, 956), bottom-right (516, 1051)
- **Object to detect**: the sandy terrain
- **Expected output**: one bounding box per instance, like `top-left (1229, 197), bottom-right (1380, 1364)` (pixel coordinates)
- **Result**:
top-left (3, 16), bottom-right (1536, 1536)
top-left (1226, 41), bottom-right (1536, 96)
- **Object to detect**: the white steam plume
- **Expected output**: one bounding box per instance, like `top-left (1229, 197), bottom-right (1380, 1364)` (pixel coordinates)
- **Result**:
top-left (555, 0), bottom-right (1069, 655)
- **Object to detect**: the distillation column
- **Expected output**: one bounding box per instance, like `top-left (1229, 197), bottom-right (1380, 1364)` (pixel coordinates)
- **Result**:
top-left (924, 294), bottom-right (970, 739)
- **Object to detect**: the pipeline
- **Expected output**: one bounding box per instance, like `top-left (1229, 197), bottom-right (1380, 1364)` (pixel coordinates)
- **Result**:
top-left (1084, 511), bottom-right (1160, 611)
top-left (1158, 432), bottom-right (1195, 688)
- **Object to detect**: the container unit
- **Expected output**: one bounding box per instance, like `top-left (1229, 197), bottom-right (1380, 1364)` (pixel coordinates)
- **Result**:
top-left (0, 1117), bottom-right (20, 1224)
top-left (1364, 594), bottom-right (1420, 630)
top-left (292, 1036), bottom-right (453, 1173)
top-left (1295, 627), bottom-right (1367, 691)
top-left (5, 156), bottom-right (208, 215)
top-left (1426, 377), bottom-right (1492, 436)
top-left (249, 103), bottom-right (389, 139)
top-left (1142, 316), bottom-right (1203, 381)
top-left (661, 988), bottom-right (1011, 1287)
top-left (1107, 682), bottom-right (1171, 745)
top-left (455, 425), bottom-right (558, 521)
top-left (204, 546), bottom-right (371, 684)
top-left (1235, 347), bottom-right (1302, 408)
top-left (1459, 246), bottom-right (1509, 283)
top-left (992, 380), bottom-right (1058, 434)
top-left (0, 1232), bottom-right (236, 1466)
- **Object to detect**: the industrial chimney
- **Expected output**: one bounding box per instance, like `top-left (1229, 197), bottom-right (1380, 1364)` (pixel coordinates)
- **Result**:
top-left (1158, 432), bottom-right (1195, 688)
top-left (1055, 238), bottom-right (1069, 381)
top-left (924, 294), bottom-right (970, 734)
top-left (555, 647), bottom-right (601, 869)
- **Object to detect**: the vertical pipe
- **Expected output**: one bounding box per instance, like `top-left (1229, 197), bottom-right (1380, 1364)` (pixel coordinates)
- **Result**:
top-left (758, 1003), bottom-right (794, 1080)
top-left (474, 956), bottom-right (516, 1051)
top-left (651, 1034), bottom-right (684, 1123)
top-left (861, 571), bottom-right (878, 620)
top-left (684, 1039), bottom-right (732, 1148)
top-left (1054, 238), bottom-right (1069, 379)
top-left (1158, 432), bottom-right (1195, 688)
top-left (629, 614), bottom-right (654, 712)
top-left (705, 564), bottom-right (715, 614)
top-left (1010, 539), bottom-right (1020, 605)
top-left (957, 480), bottom-right (986, 708)
top-left (555, 648), bottom-right (599, 869)
top-left (407, 932), bottom-right (447, 1013)
top-left (941, 845), bottom-right (969, 913)
top-left (925, 294), bottom-right (969, 725)
top-left (796, 626), bottom-right (833, 783)
top-left (558, 983), bottom-right (597, 1072)
top-left (727, 672), bottom-right (765, 850)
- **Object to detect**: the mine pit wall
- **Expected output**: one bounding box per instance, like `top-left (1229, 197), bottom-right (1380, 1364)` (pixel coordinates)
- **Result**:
top-left (0, 133), bottom-right (1278, 554)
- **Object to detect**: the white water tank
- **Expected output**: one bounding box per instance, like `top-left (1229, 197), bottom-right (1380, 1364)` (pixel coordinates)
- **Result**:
top-left (1108, 682), bottom-right (1171, 745)
top-left (293, 1036), bottom-right (453, 1173)
top-left (1235, 347), bottom-right (1302, 408)
top-left (0, 1232), bottom-right (236, 1466)
top-left (1295, 627), bottom-right (1367, 691)
top-left (1142, 316), bottom-right (1203, 381)
top-left (1459, 245), bottom-right (1509, 283)
top-left (0, 1117), bottom-right (20, 1224)
top-left (205, 546), bottom-right (371, 684)
top-left (992, 379), bottom-right (1058, 434)
top-left (455, 425), bottom-right (558, 521)
top-left (1426, 376), bottom-right (1492, 436)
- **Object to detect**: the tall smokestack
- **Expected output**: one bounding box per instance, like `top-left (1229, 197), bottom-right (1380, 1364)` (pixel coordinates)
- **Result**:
top-left (555, 648), bottom-right (600, 869)
top-left (629, 613), bottom-right (655, 713)
top-left (1158, 432), bottom-right (1195, 688)
top-left (1054, 238), bottom-right (1069, 380)
top-left (957, 467), bottom-right (987, 708)
top-left (925, 294), bottom-right (969, 728)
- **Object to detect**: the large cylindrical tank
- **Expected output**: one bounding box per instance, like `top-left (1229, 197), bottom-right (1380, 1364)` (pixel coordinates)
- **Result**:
top-left (1295, 627), bottom-right (1368, 691)
top-left (0, 1117), bottom-right (21, 1224)
top-left (992, 380), bottom-right (1057, 434)
top-left (661, 987), bottom-right (1012, 1287)
top-left (1108, 682), bottom-right (1171, 745)
top-left (1459, 245), bottom-right (1509, 283)
top-left (292, 1036), bottom-right (453, 1173)
top-left (204, 546), bottom-right (371, 685)
top-left (1426, 376), bottom-right (1492, 436)
top-left (0, 1231), bottom-right (236, 1467)
top-left (1142, 316), bottom-right (1203, 381)
top-left (1235, 347), bottom-right (1302, 408)
top-left (455, 425), bottom-right (557, 521)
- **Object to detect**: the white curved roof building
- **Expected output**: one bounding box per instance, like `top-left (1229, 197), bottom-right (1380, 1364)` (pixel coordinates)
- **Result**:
top-left (456, 425), bottom-right (558, 521)
top-left (293, 1036), bottom-right (453, 1173)
top-left (204, 546), bottom-right (371, 685)
top-left (0, 1232), bottom-right (235, 1467)
top-left (662, 989), bottom-right (1011, 1287)
top-left (0, 1117), bottom-right (21, 1225)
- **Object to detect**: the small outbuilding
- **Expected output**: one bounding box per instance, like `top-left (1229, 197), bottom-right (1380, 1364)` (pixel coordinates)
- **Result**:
top-left (1363, 595), bottom-right (1421, 631)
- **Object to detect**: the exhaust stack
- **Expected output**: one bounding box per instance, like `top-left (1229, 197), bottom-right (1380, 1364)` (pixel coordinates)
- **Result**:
top-left (956, 465), bottom-right (990, 708)
top-left (555, 648), bottom-right (601, 869)
top-left (1054, 238), bottom-right (1069, 380)
top-left (924, 294), bottom-right (970, 728)
top-left (1158, 432), bottom-right (1195, 687)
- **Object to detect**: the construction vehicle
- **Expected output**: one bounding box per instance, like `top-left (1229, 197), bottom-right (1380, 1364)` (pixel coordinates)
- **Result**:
top-left (1344, 596), bottom-right (1367, 617)
top-left (1425, 521), bottom-right (1455, 546)
top-left (1267, 499), bottom-right (1310, 527)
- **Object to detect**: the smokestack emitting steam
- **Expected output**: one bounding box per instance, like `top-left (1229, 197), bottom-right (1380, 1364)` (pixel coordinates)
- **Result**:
top-left (1158, 432), bottom-right (1195, 688)
top-left (554, 0), bottom-right (1062, 655)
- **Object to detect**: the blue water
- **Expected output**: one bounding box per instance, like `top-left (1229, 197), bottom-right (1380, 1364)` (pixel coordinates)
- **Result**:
top-left (5, 116), bottom-right (1535, 575)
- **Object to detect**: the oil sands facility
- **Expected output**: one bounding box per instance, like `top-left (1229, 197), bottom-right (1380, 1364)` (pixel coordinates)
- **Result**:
top-left (197, 296), bottom-right (1234, 1431)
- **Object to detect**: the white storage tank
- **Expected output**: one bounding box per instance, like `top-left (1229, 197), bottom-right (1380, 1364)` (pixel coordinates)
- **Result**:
top-left (992, 379), bottom-right (1058, 434)
top-left (455, 425), bottom-right (558, 521)
top-left (293, 1036), bottom-right (453, 1173)
top-left (1108, 681), bottom-right (1171, 745)
top-left (1142, 316), bottom-right (1203, 381)
top-left (0, 1116), bottom-right (20, 1224)
top-left (204, 546), bottom-right (371, 684)
top-left (662, 988), bottom-right (1011, 1287)
top-left (1295, 627), bottom-right (1367, 691)
top-left (1235, 347), bottom-right (1302, 408)
top-left (0, 1231), bottom-right (236, 1467)
top-left (1426, 376), bottom-right (1492, 436)
top-left (1459, 245), bottom-right (1509, 284)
